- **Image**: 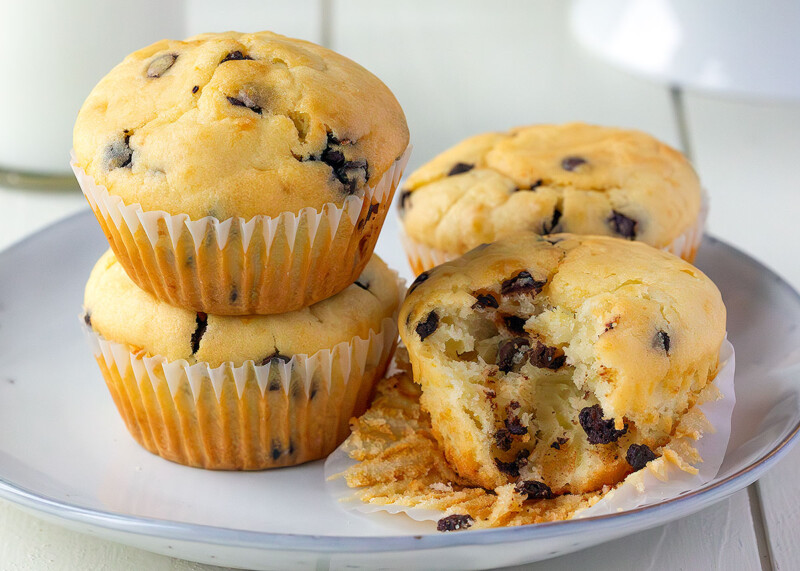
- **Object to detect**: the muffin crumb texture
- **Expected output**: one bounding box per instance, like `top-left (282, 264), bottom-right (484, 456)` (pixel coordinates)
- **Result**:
top-left (338, 348), bottom-right (606, 528)
top-left (398, 233), bottom-right (725, 495)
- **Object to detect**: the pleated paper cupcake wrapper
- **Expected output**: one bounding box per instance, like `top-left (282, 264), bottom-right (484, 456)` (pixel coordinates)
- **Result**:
top-left (72, 146), bottom-right (411, 315)
top-left (324, 339), bottom-right (735, 525)
top-left (400, 190), bottom-right (709, 276)
top-left (84, 316), bottom-right (398, 470)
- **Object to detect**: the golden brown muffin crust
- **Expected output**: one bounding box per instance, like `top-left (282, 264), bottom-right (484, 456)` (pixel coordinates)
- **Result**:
top-left (400, 123), bottom-right (700, 253)
top-left (74, 31), bottom-right (409, 220)
top-left (84, 249), bottom-right (401, 367)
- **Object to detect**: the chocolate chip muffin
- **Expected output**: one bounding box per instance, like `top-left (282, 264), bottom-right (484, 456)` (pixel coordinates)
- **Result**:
top-left (332, 347), bottom-right (604, 529)
top-left (73, 31), bottom-right (410, 314)
top-left (398, 123), bottom-right (703, 275)
top-left (398, 233), bottom-right (726, 494)
top-left (83, 249), bottom-right (402, 470)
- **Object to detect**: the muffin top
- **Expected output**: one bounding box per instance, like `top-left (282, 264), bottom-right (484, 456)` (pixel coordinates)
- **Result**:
top-left (398, 233), bottom-right (725, 492)
top-left (73, 31), bottom-right (409, 220)
top-left (84, 249), bottom-right (401, 367)
top-left (399, 123), bottom-right (701, 253)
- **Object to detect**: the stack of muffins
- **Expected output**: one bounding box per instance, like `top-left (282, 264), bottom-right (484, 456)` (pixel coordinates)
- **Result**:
top-left (72, 32), bottom-right (410, 470)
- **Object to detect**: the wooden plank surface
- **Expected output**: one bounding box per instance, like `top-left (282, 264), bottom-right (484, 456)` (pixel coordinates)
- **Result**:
top-left (0, 501), bottom-right (227, 571)
top-left (685, 92), bottom-right (800, 571)
top-left (521, 490), bottom-right (761, 571)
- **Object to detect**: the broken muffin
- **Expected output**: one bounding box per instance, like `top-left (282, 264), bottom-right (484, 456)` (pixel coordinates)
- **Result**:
top-left (399, 233), bottom-right (726, 495)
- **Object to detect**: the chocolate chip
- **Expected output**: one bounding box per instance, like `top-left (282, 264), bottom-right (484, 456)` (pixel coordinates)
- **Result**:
top-left (398, 189), bottom-right (412, 211)
top-left (191, 85), bottom-right (199, 94)
top-left (503, 315), bottom-right (527, 336)
top-left (260, 351), bottom-right (291, 367)
top-left (227, 88), bottom-right (263, 114)
top-left (561, 156), bottom-right (587, 171)
top-left (516, 179), bottom-right (543, 192)
top-left (415, 311), bottom-right (439, 340)
top-left (338, 161), bottom-right (368, 193)
top-left (527, 341), bottom-right (566, 370)
top-left (550, 437), bottom-right (568, 450)
top-left (83, 313), bottom-right (92, 327)
top-left (504, 415), bottom-right (527, 436)
top-left (472, 293), bottom-right (499, 310)
top-left (494, 428), bottom-right (513, 451)
top-left (322, 147), bottom-right (345, 166)
top-left (495, 449), bottom-right (530, 477)
top-left (355, 281), bottom-right (369, 290)
top-left (267, 380), bottom-right (282, 392)
top-left (516, 480), bottom-right (555, 500)
top-left (271, 442), bottom-right (282, 461)
top-left (626, 443), bottom-right (657, 470)
top-left (358, 202), bottom-right (381, 230)
top-left (608, 211), bottom-right (637, 239)
top-left (495, 457), bottom-right (520, 476)
top-left (366, 202), bottom-right (380, 223)
top-left (486, 389), bottom-right (498, 411)
top-left (314, 135), bottom-right (369, 194)
top-left (190, 312), bottom-right (208, 354)
top-left (542, 208), bottom-right (562, 234)
top-left (146, 54), bottom-right (177, 78)
top-left (448, 162), bottom-right (474, 176)
top-left (408, 271), bottom-right (430, 295)
top-left (497, 337), bottom-right (531, 373)
top-left (105, 131), bottom-right (133, 170)
top-left (229, 288), bottom-right (238, 303)
top-left (500, 271), bottom-right (546, 296)
top-left (579, 404), bottom-right (628, 445)
top-left (655, 330), bottom-right (670, 353)
top-left (437, 514), bottom-right (473, 532)
top-left (220, 50), bottom-right (253, 64)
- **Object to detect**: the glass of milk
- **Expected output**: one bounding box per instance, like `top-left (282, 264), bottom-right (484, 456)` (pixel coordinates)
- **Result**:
top-left (0, 1), bottom-right (184, 189)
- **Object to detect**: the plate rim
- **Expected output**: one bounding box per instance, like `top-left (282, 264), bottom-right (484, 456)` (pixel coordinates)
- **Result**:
top-left (1, 211), bottom-right (798, 553)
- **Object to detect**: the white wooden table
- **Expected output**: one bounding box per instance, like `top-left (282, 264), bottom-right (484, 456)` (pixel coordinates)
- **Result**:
top-left (1, 1), bottom-right (798, 569)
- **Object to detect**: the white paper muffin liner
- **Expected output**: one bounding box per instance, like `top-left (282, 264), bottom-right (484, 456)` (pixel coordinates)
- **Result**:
top-left (72, 146), bottom-right (411, 315)
top-left (400, 190), bottom-right (710, 276)
top-left (83, 315), bottom-right (399, 470)
top-left (324, 339), bottom-right (735, 526)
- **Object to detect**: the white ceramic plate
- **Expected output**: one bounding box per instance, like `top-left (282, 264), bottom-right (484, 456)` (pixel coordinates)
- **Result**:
top-left (0, 210), bottom-right (798, 570)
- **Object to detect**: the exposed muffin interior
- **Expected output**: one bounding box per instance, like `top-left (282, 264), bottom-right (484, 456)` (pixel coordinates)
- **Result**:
top-left (400, 234), bottom-right (726, 497)
top-left (415, 277), bottom-right (652, 495)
